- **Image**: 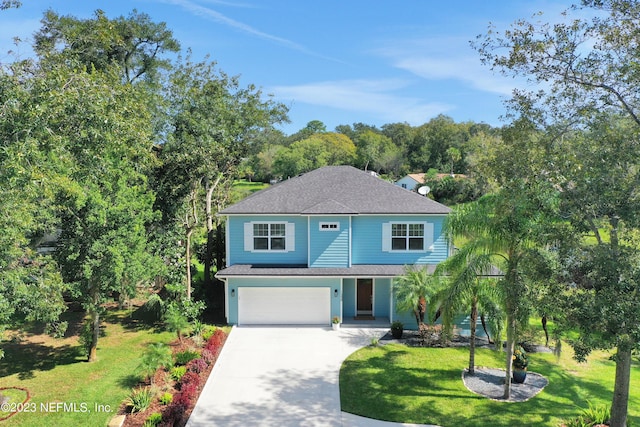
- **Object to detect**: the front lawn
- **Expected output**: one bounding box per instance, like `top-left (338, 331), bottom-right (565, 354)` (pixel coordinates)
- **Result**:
top-left (340, 344), bottom-right (639, 427)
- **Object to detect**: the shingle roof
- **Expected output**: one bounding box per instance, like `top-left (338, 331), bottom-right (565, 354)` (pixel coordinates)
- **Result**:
top-left (220, 166), bottom-right (451, 215)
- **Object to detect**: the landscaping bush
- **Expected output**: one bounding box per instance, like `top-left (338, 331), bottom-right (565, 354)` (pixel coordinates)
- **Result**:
top-left (170, 366), bottom-right (187, 382)
top-left (174, 349), bottom-right (200, 366)
top-left (179, 371), bottom-right (199, 390)
top-left (563, 402), bottom-right (611, 427)
top-left (187, 358), bottom-right (208, 374)
top-left (173, 382), bottom-right (197, 407)
top-left (161, 402), bottom-right (185, 427)
top-left (200, 349), bottom-right (215, 364)
top-left (418, 323), bottom-right (443, 346)
top-left (126, 387), bottom-right (154, 413)
top-left (201, 325), bottom-right (217, 341)
top-left (137, 343), bottom-right (173, 384)
top-left (159, 392), bottom-right (173, 405)
top-left (205, 329), bottom-right (225, 354)
top-left (142, 412), bottom-right (163, 427)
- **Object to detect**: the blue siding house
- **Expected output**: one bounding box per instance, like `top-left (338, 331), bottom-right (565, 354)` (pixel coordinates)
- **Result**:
top-left (216, 166), bottom-right (451, 327)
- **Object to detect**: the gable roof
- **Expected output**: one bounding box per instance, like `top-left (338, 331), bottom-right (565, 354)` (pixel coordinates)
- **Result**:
top-left (406, 173), bottom-right (426, 184)
top-left (220, 166), bottom-right (451, 215)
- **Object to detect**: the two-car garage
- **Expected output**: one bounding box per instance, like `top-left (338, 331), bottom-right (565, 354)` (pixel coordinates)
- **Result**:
top-left (237, 287), bottom-right (332, 326)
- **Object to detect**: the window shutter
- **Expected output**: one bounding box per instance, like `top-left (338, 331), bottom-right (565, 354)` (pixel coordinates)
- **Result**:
top-left (424, 222), bottom-right (434, 250)
top-left (382, 222), bottom-right (391, 252)
top-left (244, 222), bottom-right (253, 251)
top-left (286, 222), bottom-right (295, 252)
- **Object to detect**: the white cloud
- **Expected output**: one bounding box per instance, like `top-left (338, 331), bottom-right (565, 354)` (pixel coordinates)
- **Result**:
top-left (270, 79), bottom-right (453, 125)
top-left (159, 0), bottom-right (340, 61)
top-left (374, 36), bottom-right (520, 96)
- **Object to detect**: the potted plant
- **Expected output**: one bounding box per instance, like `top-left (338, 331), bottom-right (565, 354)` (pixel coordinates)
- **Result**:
top-left (390, 321), bottom-right (404, 339)
top-left (512, 345), bottom-right (528, 383)
top-left (332, 316), bottom-right (340, 330)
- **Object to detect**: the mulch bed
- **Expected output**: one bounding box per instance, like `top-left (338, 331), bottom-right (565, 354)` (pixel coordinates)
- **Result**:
top-left (119, 330), bottom-right (227, 427)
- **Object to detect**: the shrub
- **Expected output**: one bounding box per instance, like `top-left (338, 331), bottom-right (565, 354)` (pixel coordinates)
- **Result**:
top-left (137, 343), bottom-right (173, 384)
top-left (418, 323), bottom-right (442, 346)
top-left (161, 403), bottom-right (185, 427)
top-left (202, 325), bottom-right (217, 341)
top-left (126, 387), bottom-right (154, 413)
top-left (159, 392), bottom-right (173, 405)
top-left (201, 349), bottom-right (215, 364)
top-left (187, 358), bottom-right (208, 374)
top-left (562, 402), bottom-right (611, 427)
top-left (179, 371), bottom-right (200, 389)
top-left (173, 382), bottom-right (198, 407)
top-left (170, 366), bottom-right (187, 382)
top-left (174, 349), bottom-right (200, 366)
top-left (143, 412), bottom-right (163, 427)
top-left (205, 329), bottom-right (226, 354)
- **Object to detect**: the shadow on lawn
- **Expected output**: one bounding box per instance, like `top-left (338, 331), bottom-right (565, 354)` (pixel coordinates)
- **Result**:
top-left (0, 340), bottom-right (84, 380)
top-left (340, 345), bottom-right (637, 427)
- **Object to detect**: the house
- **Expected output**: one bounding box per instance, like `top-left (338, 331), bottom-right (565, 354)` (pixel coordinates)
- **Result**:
top-left (215, 165), bottom-right (451, 327)
top-left (395, 173), bottom-right (425, 191)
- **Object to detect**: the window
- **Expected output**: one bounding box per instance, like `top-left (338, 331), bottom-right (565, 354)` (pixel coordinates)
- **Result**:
top-left (391, 223), bottom-right (424, 250)
top-left (244, 222), bottom-right (295, 252)
top-left (319, 222), bottom-right (340, 231)
top-left (382, 221), bottom-right (433, 252)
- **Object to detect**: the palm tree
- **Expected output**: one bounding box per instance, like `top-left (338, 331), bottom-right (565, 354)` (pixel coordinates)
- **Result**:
top-left (444, 189), bottom-right (548, 399)
top-left (435, 246), bottom-right (505, 375)
top-left (394, 265), bottom-right (442, 328)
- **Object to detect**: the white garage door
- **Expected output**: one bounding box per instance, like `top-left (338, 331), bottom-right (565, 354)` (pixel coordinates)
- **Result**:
top-left (238, 287), bottom-right (331, 325)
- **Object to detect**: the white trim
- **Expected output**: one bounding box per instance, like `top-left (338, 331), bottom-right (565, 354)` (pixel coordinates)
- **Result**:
top-left (319, 221), bottom-right (340, 231)
top-left (225, 217), bottom-right (231, 266)
top-left (348, 216), bottom-right (352, 267)
top-left (307, 216), bottom-right (311, 267)
top-left (221, 278), bottom-right (229, 324)
top-left (245, 221), bottom-right (294, 253)
top-left (356, 278), bottom-right (375, 316)
top-left (382, 221), bottom-right (433, 253)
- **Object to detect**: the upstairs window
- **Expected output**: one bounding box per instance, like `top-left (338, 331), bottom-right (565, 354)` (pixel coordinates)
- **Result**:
top-left (382, 221), bottom-right (434, 252)
top-left (244, 222), bottom-right (295, 252)
top-left (392, 223), bottom-right (424, 250)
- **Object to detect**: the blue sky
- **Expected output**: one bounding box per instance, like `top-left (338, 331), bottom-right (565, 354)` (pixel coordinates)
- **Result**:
top-left (0, 1), bottom-right (574, 135)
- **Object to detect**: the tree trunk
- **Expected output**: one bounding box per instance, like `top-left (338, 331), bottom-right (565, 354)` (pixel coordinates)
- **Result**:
top-left (468, 296), bottom-right (478, 375)
top-left (610, 342), bottom-right (632, 427)
top-left (204, 228), bottom-right (214, 285)
top-left (203, 174), bottom-right (222, 287)
top-left (503, 313), bottom-right (516, 400)
top-left (88, 309), bottom-right (100, 362)
top-left (186, 228), bottom-right (192, 301)
top-left (480, 314), bottom-right (493, 344)
top-left (541, 315), bottom-right (549, 347)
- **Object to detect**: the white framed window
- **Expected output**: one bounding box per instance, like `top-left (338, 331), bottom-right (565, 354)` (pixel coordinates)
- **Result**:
top-left (244, 222), bottom-right (295, 252)
top-left (319, 222), bottom-right (340, 231)
top-left (382, 221), bottom-right (434, 252)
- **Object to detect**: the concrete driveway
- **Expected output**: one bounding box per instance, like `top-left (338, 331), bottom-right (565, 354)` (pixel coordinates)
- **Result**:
top-left (186, 326), bottom-right (388, 427)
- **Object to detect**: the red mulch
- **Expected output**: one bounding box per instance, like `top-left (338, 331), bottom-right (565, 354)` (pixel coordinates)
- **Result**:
top-left (120, 331), bottom-right (227, 427)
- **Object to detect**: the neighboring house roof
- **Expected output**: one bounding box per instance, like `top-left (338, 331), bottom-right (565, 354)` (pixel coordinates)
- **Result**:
top-left (407, 173), bottom-right (426, 184)
top-left (216, 264), bottom-right (437, 277)
top-left (220, 166), bottom-right (451, 215)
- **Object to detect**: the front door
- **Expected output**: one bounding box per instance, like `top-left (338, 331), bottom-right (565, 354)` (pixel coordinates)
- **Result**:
top-left (356, 278), bottom-right (373, 316)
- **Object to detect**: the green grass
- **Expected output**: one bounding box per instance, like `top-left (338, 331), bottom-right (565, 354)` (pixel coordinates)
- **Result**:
top-left (231, 180), bottom-right (268, 200)
top-left (0, 310), bottom-right (175, 427)
top-left (340, 344), bottom-right (640, 427)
